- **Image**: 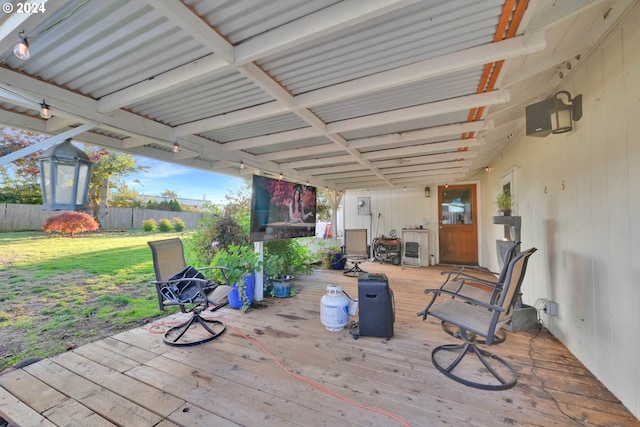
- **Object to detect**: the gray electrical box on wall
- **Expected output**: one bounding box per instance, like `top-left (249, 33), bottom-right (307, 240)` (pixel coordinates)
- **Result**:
top-left (357, 197), bottom-right (371, 215)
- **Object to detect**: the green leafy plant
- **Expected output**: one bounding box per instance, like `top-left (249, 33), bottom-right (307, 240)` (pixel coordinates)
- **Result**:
top-left (172, 217), bottom-right (186, 232)
top-left (211, 244), bottom-right (262, 311)
top-left (158, 218), bottom-right (173, 232)
top-left (319, 242), bottom-right (341, 268)
top-left (142, 218), bottom-right (156, 231)
top-left (263, 253), bottom-right (286, 280)
top-left (42, 211), bottom-right (99, 236)
top-left (264, 239), bottom-right (314, 276)
top-left (184, 211), bottom-right (246, 267)
top-left (496, 192), bottom-right (513, 214)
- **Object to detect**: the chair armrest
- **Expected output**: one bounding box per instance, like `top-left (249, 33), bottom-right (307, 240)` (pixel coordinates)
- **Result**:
top-left (456, 265), bottom-right (499, 276)
top-left (418, 287), bottom-right (505, 320)
top-left (209, 265), bottom-right (230, 285)
top-left (440, 270), bottom-right (500, 288)
top-left (424, 288), bottom-right (506, 312)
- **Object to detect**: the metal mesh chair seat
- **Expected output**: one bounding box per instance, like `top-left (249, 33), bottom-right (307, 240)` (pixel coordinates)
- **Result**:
top-left (419, 247), bottom-right (537, 390)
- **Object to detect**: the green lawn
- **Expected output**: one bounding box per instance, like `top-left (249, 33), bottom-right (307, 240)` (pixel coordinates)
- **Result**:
top-left (0, 230), bottom-right (189, 371)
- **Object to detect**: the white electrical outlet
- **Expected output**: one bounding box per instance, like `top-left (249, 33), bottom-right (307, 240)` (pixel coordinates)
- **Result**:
top-left (546, 301), bottom-right (559, 316)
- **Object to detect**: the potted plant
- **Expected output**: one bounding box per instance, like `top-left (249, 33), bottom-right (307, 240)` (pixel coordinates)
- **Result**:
top-left (264, 239), bottom-right (314, 297)
top-left (496, 192), bottom-right (513, 216)
top-left (262, 253), bottom-right (285, 296)
top-left (211, 244), bottom-right (262, 312)
top-left (322, 243), bottom-right (345, 270)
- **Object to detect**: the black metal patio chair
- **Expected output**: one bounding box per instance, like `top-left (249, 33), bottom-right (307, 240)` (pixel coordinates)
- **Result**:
top-left (148, 238), bottom-right (232, 347)
top-left (418, 247), bottom-right (537, 390)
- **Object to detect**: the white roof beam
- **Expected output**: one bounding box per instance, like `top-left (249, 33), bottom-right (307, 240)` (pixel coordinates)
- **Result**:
top-left (295, 32), bottom-right (544, 108)
top-left (361, 138), bottom-right (479, 161)
top-left (0, 110), bottom-right (46, 133)
top-left (97, 55), bottom-right (229, 113)
top-left (45, 117), bottom-right (79, 132)
top-left (222, 127), bottom-right (323, 152)
top-left (280, 155), bottom-right (356, 169)
top-left (0, 123), bottom-right (97, 166)
top-left (372, 151), bottom-right (477, 168)
top-left (234, 0), bottom-right (423, 64)
top-left (99, 0), bottom-right (423, 113)
top-left (173, 101), bottom-right (287, 136)
top-left (380, 160), bottom-right (472, 175)
top-left (386, 168), bottom-right (469, 180)
top-left (144, 0), bottom-right (234, 63)
top-left (257, 143), bottom-right (344, 162)
top-left (304, 163), bottom-right (369, 175)
top-left (0, 0), bottom-right (53, 55)
top-left (347, 121), bottom-right (492, 150)
top-left (328, 91), bottom-right (509, 134)
top-left (326, 170), bottom-right (377, 180)
top-left (0, 68), bottom-right (248, 164)
top-left (391, 172), bottom-right (466, 185)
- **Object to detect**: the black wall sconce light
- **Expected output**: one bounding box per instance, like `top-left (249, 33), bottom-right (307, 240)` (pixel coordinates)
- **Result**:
top-left (424, 185), bottom-right (431, 198)
top-left (549, 90), bottom-right (582, 134)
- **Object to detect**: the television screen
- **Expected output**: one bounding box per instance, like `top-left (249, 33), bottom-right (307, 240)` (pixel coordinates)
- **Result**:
top-left (250, 175), bottom-right (317, 242)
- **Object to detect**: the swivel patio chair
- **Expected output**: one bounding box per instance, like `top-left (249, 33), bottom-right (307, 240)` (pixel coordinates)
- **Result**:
top-left (342, 229), bottom-right (370, 277)
top-left (418, 247), bottom-right (536, 390)
top-left (437, 241), bottom-right (520, 343)
top-left (148, 238), bottom-right (232, 347)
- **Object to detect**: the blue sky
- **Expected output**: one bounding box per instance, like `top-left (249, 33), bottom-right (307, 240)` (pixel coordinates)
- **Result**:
top-left (126, 156), bottom-right (247, 204)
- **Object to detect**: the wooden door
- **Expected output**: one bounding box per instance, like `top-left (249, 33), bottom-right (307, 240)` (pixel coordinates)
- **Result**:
top-left (438, 184), bottom-right (478, 264)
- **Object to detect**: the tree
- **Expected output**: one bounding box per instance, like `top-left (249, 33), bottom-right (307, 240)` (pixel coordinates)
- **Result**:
top-left (110, 184), bottom-right (142, 208)
top-left (87, 149), bottom-right (147, 227)
top-left (43, 211), bottom-right (99, 236)
top-left (221, 183), bottom-right (252, 235)
top-left (161, 189), bottom-right (177, 199)
top-left (0, 128), bottom-right (46, 204)
top-left (316, 191), bottom-right (331, 221)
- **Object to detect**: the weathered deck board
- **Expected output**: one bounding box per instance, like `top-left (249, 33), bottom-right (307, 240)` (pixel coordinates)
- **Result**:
top-left (1, 263), bottom-right (638, 427)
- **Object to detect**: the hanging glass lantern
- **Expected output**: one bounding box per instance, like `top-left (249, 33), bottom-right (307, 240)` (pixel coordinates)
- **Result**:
top-left (38, 139), bottom-right (92, 211)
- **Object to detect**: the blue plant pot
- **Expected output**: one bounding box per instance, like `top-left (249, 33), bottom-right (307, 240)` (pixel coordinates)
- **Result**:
top-left (330, 253), bottom-right (346, 270)
top-left (228, 273), bottom-right (256, 309)
top-left (272, 275), bottom-right (294, 298)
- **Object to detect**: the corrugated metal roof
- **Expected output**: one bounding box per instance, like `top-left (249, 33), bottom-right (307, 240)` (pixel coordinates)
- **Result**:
top-left (0, 0), bottom-right (622, 190)
top-left (185, 0), bottom-right (342, 44)
top-left (128, 70), bottom-right (274, 126)
top-left (260, 0), bottom-right (502, 94)
top-left (201, 113), bottom-right (309, 143)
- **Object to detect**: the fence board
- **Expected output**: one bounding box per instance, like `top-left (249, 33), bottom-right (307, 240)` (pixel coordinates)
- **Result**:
top-left (0, 204), bottom-right (203, 232)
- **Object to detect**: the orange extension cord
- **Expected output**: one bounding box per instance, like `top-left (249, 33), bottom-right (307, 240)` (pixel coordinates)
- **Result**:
top-left (150, 315), bottom-right (412, 427)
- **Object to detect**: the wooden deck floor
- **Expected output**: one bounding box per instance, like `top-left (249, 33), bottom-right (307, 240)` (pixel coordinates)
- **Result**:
top-left (1, 262), bottom-right (638, 427)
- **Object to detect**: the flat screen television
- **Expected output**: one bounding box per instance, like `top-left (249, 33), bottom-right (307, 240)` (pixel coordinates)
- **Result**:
top-left (250, 175), bottom-right (317, 242)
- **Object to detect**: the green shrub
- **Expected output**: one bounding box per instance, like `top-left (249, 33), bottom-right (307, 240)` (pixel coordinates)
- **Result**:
top-left (173, 217), bottom-right (186, 232)
top-left (185, 212), bottom-right (246, 266)
top-left (265, 239), bottom-right (314, 276)
top-left (142, 219), bottom-right (156, 231)
top-left (158, 218), bottom-right (173, 232)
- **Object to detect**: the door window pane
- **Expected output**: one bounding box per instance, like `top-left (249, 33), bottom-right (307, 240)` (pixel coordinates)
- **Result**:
top-left (441, 189), bottom-right (473, 224)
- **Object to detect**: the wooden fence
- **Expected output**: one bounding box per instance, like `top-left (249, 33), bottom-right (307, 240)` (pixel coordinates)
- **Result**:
top-left (0, 204), bottom-right (204, 232)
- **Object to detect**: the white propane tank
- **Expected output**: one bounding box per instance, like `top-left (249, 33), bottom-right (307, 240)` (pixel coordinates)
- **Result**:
top-left (320, 285), bottom-right (350, 331)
